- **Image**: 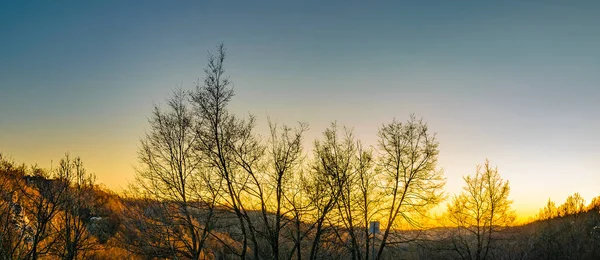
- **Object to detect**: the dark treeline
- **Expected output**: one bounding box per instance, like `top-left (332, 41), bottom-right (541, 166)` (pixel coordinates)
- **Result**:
top-left (1, 45), bottom-right (599, 260)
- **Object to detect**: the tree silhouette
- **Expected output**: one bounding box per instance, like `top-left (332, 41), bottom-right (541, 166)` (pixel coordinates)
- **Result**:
top-left (0, 154), bottom-right (29, 259)
top-left (190, 43), bottom-right (262, 259)
top-left (537, 199), bottom-right (558, 220)
top-left (261, 119), bottom-right (308, 260)
top-left (375, 115), bottom-right (445, 259)
top-left (134, 89), bottom-right (217, 259)
top-left (446, 160), bottom-right (515, 260)
top-left (53, 154), bottom-right (97, 260)
top-left (558, 193), bottom-right (586, 217)
top-left (307, 123), bottom-right (356, 260)
top-left (19, 166), bottom-right (68, 259)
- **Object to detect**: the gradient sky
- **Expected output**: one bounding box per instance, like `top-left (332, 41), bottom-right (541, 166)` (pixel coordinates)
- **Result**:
top-left (1, 0), bottom-right (599, 220)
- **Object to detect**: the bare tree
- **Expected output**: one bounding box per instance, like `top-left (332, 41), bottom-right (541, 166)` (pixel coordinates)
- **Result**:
top-left (53, 154), bottom-right (97, 260)
top-left (284, 164), bottom-right (313, 260)
top-left (259, 119), bottom-right (308, 260)
top-left (375, 115), bottom-right (445, 259)
top-left (134, 89), bottom-right (216, 259)
top-left (446, 160), bottom-right (515, 260)
top-left (19, 166), bottom-right (68, 260)
top-left (331, 140), bottom-right (376, 260)
top-left (307, 123), bottom-right (355, 260)
top-left (190, 44), bottom-right (262, 259)
top-left (0, 155), bottom-right (29, 259)
top-left (354, 143), bottom-right (379, 260)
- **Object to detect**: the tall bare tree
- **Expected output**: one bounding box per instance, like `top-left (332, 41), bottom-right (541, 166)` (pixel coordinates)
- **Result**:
top-left (376, 115), bottom-right (445, 259)
top-left (190, 44), bottom-right (262, 259)
top-left (259, 120), bottom-right (308, 260)
top-left (135, 89), bottom-right (216, 259)
top-left (307, 123), bottom-right (355, 260)
top-left (330, 140), bottom-right (376, 260)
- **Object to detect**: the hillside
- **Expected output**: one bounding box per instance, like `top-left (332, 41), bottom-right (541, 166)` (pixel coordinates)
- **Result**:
top-left (2, 152), bottom-right (599, 259)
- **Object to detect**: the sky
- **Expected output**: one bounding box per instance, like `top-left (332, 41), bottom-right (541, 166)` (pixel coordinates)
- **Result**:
top-left (1, 0), bottom-right (599, 220)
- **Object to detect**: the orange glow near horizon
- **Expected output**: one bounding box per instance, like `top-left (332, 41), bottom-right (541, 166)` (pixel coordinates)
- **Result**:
top-left (2, 139), bottom-right (593, 226)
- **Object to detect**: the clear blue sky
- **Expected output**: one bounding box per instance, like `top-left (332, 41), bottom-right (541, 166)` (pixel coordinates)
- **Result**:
top-left (1, 0), bottom-right (599, 219)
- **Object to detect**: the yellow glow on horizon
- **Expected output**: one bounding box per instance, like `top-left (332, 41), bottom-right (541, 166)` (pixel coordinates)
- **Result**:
top-left (2, 121), bottom-right (598, 228)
